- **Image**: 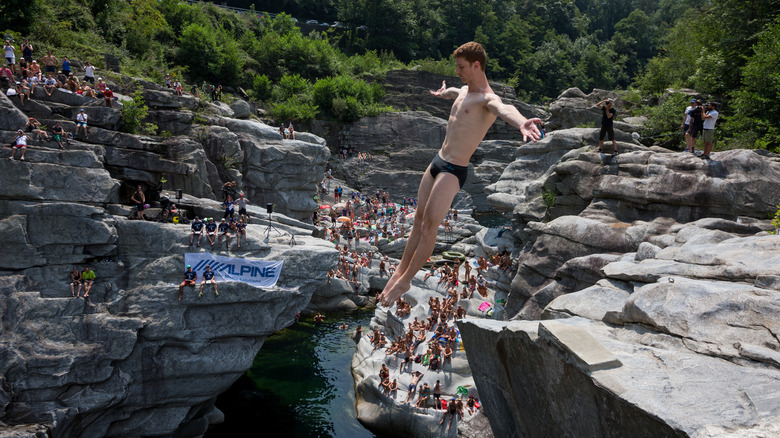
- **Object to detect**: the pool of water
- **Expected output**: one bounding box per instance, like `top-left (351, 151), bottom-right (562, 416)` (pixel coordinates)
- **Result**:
top-left (472, 212), bottom-right (511, 228)
top-left (205, 309), bottom-right (377, 438)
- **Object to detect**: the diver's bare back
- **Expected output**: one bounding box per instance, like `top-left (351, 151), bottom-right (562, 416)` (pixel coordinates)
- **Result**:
top-left (439, 85), bottom-right (499, 166)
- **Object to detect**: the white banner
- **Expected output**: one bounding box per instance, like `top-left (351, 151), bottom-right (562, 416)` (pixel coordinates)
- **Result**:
top-left (184, 253), bottom-right (284, 288)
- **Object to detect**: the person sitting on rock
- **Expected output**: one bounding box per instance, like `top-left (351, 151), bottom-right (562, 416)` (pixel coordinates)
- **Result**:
top-left (218, 219), bottom-right (231, 249)
top-left (466, 395), bottom-right (477, 415)
top-left (81, 266), bottom-right (96, 298)
top-left (43, 73), bottom-right (57, 96)
top-left (287, 122), bottom-right (295, 140)
top-left (75, 109), bottom-right (88, 138)
top-left (441, 396), bottom-right (458, 431)
top-left (173, 79), bottom-right (182, 96)
top-left (51, 122), bottom-right (65, 150)
top-left (415, 382), bottom-right (431, 410)
top-left (178, 265), bottom-right (197, 301)
top-left (380, 376), bottom-right (392, 396)
top-left (189, 217), bottom-right (203, 247)
top-left (69, 267), bottom-right (83, 298)
top-left (198, 265), bottom-right (218, 297)
top-left (389, 378), bottom-right (398, 399)
top-left (9, 130), bottom-right (29, 161)
top-left (25, 117), bottom-right (48, 142)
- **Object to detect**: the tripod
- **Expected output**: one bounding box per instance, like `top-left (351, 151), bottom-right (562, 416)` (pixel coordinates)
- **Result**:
top-left (264, 211), bottom-right (284, 243)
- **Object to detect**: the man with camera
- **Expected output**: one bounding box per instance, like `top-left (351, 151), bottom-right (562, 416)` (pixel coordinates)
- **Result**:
top-left (700, 102), bottom-right (719, 160)
top-left (596, 99), bottom-right (617, 154)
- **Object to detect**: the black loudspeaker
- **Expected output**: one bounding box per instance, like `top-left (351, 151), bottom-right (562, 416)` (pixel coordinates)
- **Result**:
top-left (266, 203), bottom-right (273, 214)
top-left (176, 189), bottom-right (183, 200)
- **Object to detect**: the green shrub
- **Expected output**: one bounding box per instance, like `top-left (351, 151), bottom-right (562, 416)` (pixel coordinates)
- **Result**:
top-left (410, 57), bottom-right (456, 76)
top-left (312, 75), bottom-right (388, 121)
top-left (641, 92), bottom-right (689, 149)
top-left (251, 73), bottom-right (272, 101)
top-left (121, 89), bottom-right (149, 134)
top-left (271, 73), bottom-right (311, 101)
top-left (270, 96), bottom-right (318, 122)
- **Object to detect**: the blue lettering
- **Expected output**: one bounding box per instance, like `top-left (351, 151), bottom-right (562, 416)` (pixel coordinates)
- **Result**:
top-left (265, 267), bottom-right (276, 277)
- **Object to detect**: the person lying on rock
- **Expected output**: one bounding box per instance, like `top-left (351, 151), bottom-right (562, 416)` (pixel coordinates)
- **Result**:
top-left (178, 265), bottom-right (197, 301)
top-left (378, 41), bottom-right (541, 306)
top-left (82, 266), bottom-right (95, 298)
top-left (404, 371), bottom-right (424, 403)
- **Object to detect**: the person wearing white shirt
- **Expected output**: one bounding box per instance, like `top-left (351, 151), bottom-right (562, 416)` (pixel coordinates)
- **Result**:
top-left (701, 102), bottom-right (719, 160)
top-left (75, 109), bottom-right (89, 137)
top-left (83, 61), bottom-right (96, 83)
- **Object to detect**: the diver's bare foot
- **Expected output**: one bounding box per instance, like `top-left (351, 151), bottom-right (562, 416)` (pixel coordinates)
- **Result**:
top-left (378, 280), bottom-right (410, 307)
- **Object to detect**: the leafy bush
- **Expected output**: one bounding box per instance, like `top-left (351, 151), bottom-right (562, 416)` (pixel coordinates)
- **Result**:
top-left (641, 92), bottom-right (689, 149)
top-left (410, 57), bottom-right (456, 76)
top-left (271, 73), bottom-right (311, 101)
top-left (312, 75), bottom-right (387, 121)
top-left (270, 96), bottom-right (318, 122)
top-left (251, 74), bottom-right (272, 101)
top-left (121, 89), bottom-right (149, 134)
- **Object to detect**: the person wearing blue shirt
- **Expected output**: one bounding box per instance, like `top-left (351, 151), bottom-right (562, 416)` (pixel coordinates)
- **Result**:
top-left (199, 265), bottom-right (218, 297)
top-left (178, 265), bottom-right (197, 301)
top-left (189, 217), bottom-right (204, 247)
top-left (205, 218), bottom-right (218, 246)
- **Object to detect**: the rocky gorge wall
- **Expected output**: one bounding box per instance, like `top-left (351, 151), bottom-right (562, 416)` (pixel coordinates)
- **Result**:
top-left (0, 76), bottom-right (339, 437)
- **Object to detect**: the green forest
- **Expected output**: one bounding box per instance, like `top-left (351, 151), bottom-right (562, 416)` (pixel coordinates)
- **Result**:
top-left (1, 0), bottom-right (778, 149)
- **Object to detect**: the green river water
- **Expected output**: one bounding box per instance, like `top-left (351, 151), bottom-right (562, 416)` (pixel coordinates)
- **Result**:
top-left (204, 309), bottom-right (378, 437)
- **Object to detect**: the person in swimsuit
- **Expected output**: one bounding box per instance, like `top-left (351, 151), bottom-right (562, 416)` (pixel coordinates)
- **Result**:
top-left (441, 396), bottom-right (459, 431)
top-left (379, 42), bottom-right (541, 306)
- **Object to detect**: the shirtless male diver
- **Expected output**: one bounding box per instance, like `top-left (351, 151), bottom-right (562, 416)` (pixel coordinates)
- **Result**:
top-left (378, 42), bottom-right (541, 306)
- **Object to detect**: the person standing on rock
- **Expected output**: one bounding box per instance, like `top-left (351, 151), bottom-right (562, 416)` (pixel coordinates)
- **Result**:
top-left (681, 98), bottom-right (696, 147)
top-left (131, 185), bottom-right (145, 220)
top-left (686, 100), bottom-right (704, 153)
top-left (40, 51), bottom-right (58, 75)
top-left (378, 42), bottom-right (541, 306)
top-left (700, 102), bottom-right (719, 160)
top-left (595, 99), bottom-right (617, 154)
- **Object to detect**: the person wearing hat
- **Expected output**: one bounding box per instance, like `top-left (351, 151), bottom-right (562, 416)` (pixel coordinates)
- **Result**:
top-left (103, 86), bottom-right (114, 107)
top-left (701, 102), bottom-right (719, 160)
top-left (681, 98), bottom-right (696, 147)
top-left (595, 99), bottom-right (618, 154)
top-left (218, 218), bottom-right (231, 249)
top-left (686, 99), bottom-right (704, 153)
top-left (75, 108), bottom-right (88, 138)
top-left (10, 129), bottom-right (29, 160)
top-left (178, 265), bottom-right (197, 301)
